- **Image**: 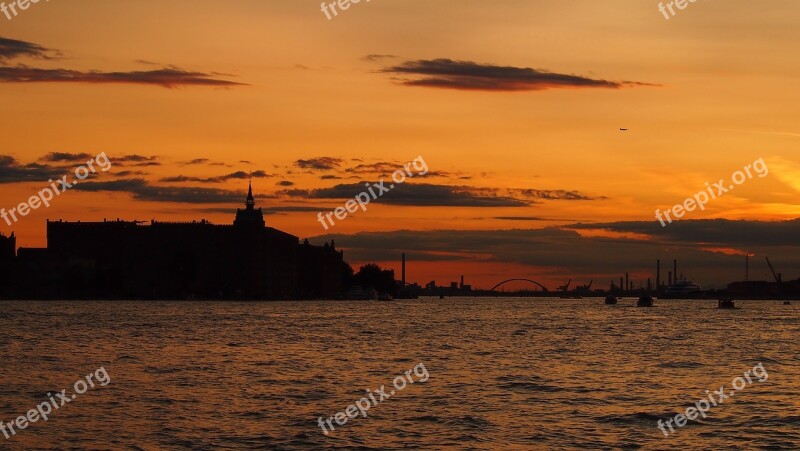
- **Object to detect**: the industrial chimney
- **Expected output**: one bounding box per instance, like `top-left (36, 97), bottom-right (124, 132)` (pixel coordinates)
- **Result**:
top-left (657, 259), bottom-right (661, 289)
top-left (402, 253), bottom-right (406, 288)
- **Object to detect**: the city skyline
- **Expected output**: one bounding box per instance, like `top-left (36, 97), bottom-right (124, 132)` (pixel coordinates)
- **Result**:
top-left (2, 0), bottom-right (800, 289)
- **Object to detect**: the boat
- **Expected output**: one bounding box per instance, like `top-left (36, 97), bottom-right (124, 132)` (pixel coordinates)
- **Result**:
top-left (378, 293), bottom-right (393, 301)
top-left (718, 298), bottom-right (736, 309)
top-left (341, 286), bottom-right (377, 300)
top-left (784, 301), bottom-right (791, 305)
top-left (637, 294), bottom-right (654, 307)
top-left (605, 295), bottom-right (618, 305)
top-left (661, 278), bottom-right (703, 299)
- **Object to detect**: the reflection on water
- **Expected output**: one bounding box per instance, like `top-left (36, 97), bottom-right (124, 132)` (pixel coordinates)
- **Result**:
top-left (0, 298), bottom-right (798, 449)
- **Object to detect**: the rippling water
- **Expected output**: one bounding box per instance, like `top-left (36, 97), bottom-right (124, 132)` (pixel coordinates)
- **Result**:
top-left (0, 298), bottom-right (798, 449)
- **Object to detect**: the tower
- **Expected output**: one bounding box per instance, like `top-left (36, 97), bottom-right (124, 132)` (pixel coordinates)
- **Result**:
top-left (234, 181), bottom-right (265, 228)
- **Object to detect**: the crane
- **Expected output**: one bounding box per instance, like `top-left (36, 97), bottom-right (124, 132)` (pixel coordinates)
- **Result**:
top-left (557, 279), bottom-right (571, 292)
top-left (765, 257), bottom-right (782, 283)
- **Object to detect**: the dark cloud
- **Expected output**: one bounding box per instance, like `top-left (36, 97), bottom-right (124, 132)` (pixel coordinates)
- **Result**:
top-left (382, 59), bottom-right (658, 92)
top-left (72, 178), bottom-right (252, 204)
top-left (278, 189), bottom-right (311, 197)
top-left (345, 162), bottom-right (402, 174)
top-left (0, 36), bottom-right (58, 61)
top-left (159, 170), bottom-right (274, 183)
top-left (277, 180), bottom-right (295, 187)
top-left (0, 67), bottom-right (246, 88)
top-left (494, 216), bottom-right (581, 222)
top-left (0, 155), bottom-right (59, 183)
top-left (113, 170), bottom-right (148, 177)
top-left (569, 218), bottom-right (800, 247)
top-left (39, 152), bottom-right (93, 163)
top-left (180, 158), bottom-right (209, 166)
top-left (515, 189), bottom-right (607, 201)
top-left (321, 175), bottom-right (342, 180)
top-left (0, 153), bottom-right (157, 183)
top-left (114, 155), bottom-right (161, 167)
top-left (294, 157), bottom-right (343, 171)
top-left (286, 182), bottom-right (529, 207)
top-left (177, 158), bottom-right (232, 167)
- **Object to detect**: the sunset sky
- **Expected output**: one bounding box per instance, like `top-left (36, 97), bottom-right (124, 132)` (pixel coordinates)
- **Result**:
top-left (1, 0), bottom-right (799, 289)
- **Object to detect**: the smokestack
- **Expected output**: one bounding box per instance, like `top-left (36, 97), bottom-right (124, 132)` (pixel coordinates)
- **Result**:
top-left (625, 273), bottom-right (629, 293)
top-left (620, 277), bottom-right (623, 292)
top-left (402, 253), bottom-right (406, 287)
top-left (657, 259), bottom-right (661, 288)
top-left (674, 259), bottom-right (677, 283)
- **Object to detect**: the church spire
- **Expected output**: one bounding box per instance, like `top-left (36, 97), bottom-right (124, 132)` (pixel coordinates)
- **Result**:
top-left (245, 179), bottom-right (255, 209)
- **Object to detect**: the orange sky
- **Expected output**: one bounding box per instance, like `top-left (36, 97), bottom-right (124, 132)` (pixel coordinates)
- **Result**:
top-left (1, 0), bottom-right (799, 289)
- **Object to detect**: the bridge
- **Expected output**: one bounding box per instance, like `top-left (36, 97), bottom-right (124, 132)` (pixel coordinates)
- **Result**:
top-left (489, 278), bottom-right (549, 292)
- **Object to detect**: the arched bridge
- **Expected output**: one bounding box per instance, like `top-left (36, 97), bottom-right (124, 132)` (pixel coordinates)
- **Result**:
top-left (489, 279), bottom-right (549, 292)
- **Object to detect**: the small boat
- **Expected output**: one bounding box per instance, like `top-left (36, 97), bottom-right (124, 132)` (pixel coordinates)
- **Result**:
top-left (378, 293), bottom-right (393, 301)
top-left (784, 301), bottom-right (791, 305)
top-left (439, 294), bottom-right (445, 299)
top-left (605, 295), bottom-right (618, 305)
top-left (637, 294), bottom-right (654, 307)
top-left (718, 298), bottom-right (736, 309)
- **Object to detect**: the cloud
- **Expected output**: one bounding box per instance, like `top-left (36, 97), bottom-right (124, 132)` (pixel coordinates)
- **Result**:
top-left (39, 152), bottom-right (93, 163)
top-left (569, 218), bottom-right (800, 247)
top-left (0, 67), bottom-right (246, 88)
top-left (72, 178), bottom-right (253, 204)
top-left (321, 175), bottom-right (342, 180)
top-left (494, 216), bottom-right (581, 222)
top-left (159, 170), bottom-right (274, 183)
top-left (314, 218), bottom-right (800, 287)
top-left (0, 155), bottom-right (60, 183)
top-left (515, 189), bottom-right (607, 201)
top-left (277, 180), bottom-right (295, 187)
top-left (285, 182), bottom-right (530, 207)
top-left (115, 155), bottom-right (161, 167)
top-left (0, 36), bottom-right (58, 61)
top-left (362, 54), bottom-right (396, 62)
top-left (0, 153), bottom-right (160, 183)
top-left (345, 162), bottom-right (403, 175)
top-left (294, 157), bottom-right (343, 171)
top-left (113, 170), bottom-right (148, 177)
top-left (179, 158), bottom-right (210, 166)
top-left (381, 59), bottom-right (658, 92)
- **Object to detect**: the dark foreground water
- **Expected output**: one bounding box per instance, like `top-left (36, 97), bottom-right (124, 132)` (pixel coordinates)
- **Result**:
top-left (0, 298), bottom-right (798, 450)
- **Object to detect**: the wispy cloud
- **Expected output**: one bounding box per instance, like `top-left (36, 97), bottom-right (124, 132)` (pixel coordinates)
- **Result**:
top-left (294, 157), bottom-right (343, 171)
top-left (0, 36), bottom-right (58, 61)
top-left (0, 67), bottom-right (246, 88)
top-left (381, 58), bottom-right (658, 92)
top-left (0, 36), bottom-right (245, 88)
top-left (73, 178), bottom-right (251, 204)
top-left (159, 170), bottom-right (274, 183)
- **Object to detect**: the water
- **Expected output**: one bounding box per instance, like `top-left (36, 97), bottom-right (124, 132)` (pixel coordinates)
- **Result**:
top-left (0, 298), bottom-right (798, 449)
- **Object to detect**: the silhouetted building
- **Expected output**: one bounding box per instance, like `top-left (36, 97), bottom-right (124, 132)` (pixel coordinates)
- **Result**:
top-left (728, 279), bottom-right (800, 299)
top-left (5, 183), bottom-right (347, 300)
top-left (0, 231), bottom-right (15, 296)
